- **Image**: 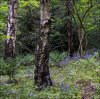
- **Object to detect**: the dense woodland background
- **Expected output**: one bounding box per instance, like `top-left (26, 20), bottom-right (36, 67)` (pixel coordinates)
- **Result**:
top-left (0, 0), bottom-right (100, 99)
top-left (0, 0), bottom-right (100, 54)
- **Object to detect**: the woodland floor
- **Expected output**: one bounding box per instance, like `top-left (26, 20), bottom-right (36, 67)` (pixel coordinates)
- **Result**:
top-left (0, 52), bottom-right (100, 99)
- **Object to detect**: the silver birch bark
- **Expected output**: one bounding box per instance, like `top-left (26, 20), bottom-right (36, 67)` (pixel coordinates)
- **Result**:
top-left (34, 0), bottom-right (52, 88)
top-left (5, 0), bottom-right (18, 58)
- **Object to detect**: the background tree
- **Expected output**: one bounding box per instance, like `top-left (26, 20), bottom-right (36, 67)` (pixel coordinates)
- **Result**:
top-left (0, 0), bottom-right (99, 98)
top-left (34, 0), bottom-right (52, 88)
top-left (72, 0), bottom-right (94, 57)
top-left (0, 0), bottom-right (99, 55)
top-left (66, 0), bottom-right (74, 57)
top-left (5, 0), bottom-right (18, 58)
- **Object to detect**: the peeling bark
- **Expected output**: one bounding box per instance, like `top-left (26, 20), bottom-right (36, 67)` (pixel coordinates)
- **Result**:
top-left (34, 0), bottom-right (52, 88)
top-left (5, 0), bottom-right (18, 58)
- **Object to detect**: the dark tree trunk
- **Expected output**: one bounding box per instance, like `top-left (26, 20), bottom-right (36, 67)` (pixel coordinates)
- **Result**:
top-left (34, 0), bottom-right (52, 88)
top-left (5, 0), bottom-right (18, 58)
top-left (66, 0), bottom-right (74, 57)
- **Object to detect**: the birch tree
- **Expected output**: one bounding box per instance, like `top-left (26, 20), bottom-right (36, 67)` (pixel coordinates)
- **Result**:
top-left (5, 0), bottom-right (18, 58)
top-left (34, 0), bottom-right (52, 88)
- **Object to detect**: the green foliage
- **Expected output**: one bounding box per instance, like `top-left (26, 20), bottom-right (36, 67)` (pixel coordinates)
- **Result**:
top-left (49, 51), bottom-right (68, 66)
top-left (0, 54), bottom-right (100, 98)
top-left (17, 4), bottom-right (39, 53)
top-left (0, 58), bottom-right (18, 84)
top-left (0, 58), bottom-right (10, 75)
top-left (0, 0), bottom-right (99, 98)
top-left (0, 34), bottom-right (5, 57)
top-left (19, 0), bottom-right (39, 8)
top-left (0, 0), bottom-right (99, 55)
top-left (0, 0), bottom-right (8, 31)
top-left (16, 54), bottom-right (34, 66)
top-left (0, 58), bottom-right (18, 76)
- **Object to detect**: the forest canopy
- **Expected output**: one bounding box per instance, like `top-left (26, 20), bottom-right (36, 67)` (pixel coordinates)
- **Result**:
top-left (0, 0), bottom-right (100, 54)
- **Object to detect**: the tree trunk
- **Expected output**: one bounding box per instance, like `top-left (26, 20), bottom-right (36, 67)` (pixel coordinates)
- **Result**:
top-left (66, 0), bottom-right (74, 57)
top-left (5, 0), bottom-right (18, 58)
top-left (78, 26), bottom-right (84, 57)
top-left (34, 0), bottom-right (52, 88)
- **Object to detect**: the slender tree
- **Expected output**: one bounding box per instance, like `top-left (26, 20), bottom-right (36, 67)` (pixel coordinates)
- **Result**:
top-left (34, 0), bottom-right (52, 88)
top-left (73, 0), bottom-right (93, 57)
top-left (5, 0), bottom-right (18, 58)
top-left (66, 0), bottom-right (74, 57)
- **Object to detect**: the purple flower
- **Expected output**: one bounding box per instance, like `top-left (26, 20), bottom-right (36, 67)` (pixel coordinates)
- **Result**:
top-left (65, 83), bottom-right (69, 91)
top-left (60, 83), bottom-right (69, 91)
top-left (84, 53), bottom-right (91, 59)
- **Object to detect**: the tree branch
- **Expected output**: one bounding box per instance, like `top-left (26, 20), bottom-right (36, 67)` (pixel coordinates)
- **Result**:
top-left (82, 0), bottom-right (93, 21)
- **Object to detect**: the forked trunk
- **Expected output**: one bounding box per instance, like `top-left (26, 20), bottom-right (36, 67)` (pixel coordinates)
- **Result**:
top-left (78, 26), bottom-right (87, 57)
top-left (34, 0), bottom-right (52, 88)
top-left (5, 0), bottom-right (18, 58)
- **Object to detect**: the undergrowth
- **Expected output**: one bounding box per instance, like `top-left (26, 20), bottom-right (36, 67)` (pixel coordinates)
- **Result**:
top-left (0, 52), bottom-right (100, 99)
